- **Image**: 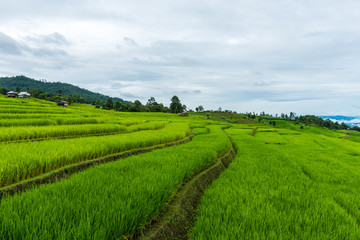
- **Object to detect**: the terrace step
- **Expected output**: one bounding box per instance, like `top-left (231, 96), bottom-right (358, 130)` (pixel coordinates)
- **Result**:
top-left (0, 135), bottom-right (193, 201)
top-left (133, 139), bottom-right (236, 240)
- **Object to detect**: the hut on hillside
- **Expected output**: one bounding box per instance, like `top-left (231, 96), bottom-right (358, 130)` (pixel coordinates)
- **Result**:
top-left (18, 92), bottom-right (31, 98)
top-left (56, 101), bottom-right (69, 107)
top-left (7, 91), bottom-right (18, 98)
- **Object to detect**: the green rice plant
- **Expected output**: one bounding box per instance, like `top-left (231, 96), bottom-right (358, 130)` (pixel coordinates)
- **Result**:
top-left (0, 102), bottom-right (55, 108)
top-left (190, 122), bottom-right (208, 129)
top-left (192, 127), bottom-right (209, 135)
top-left (0, 123), bottom-right (191, 186)
top-left (118, 119), bottom-right (148, 126)
top-left (191, 126), bottom-right (360, 239)
top-left (0, 108), bottom-right (73, 114)
top-left (0, 124), bottom-right (127, 142)
top-left (0, 113), bottom-right (98, 119)
top-left (0, 117), bottom-right (104, 127)
top-left (0, 118), bottom-right (55, 127)
top-left (55, 118), bottom-right (105, 125)
top-left (126, 121), bottom-right (165, 132)
top-left (0, 121), bottom-right (169, 142)
top-left (0, 125), bottom-right (230, 239)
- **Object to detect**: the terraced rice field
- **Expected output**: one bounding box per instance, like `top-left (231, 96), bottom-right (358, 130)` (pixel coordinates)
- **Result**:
top-left (191, 125), bottom-right (360, 239)
top-left (0, 95), bottom-right (233, 239)
top-left (1, 95), bottom-right (360, 239)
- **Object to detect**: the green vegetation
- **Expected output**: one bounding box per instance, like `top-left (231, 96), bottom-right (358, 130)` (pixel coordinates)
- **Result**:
top-left (0, 122), bottom-right (189, 187)
top-left (191, 125), bottom-right (360, 239)
top-left (0, 117), bottom-right (104, 127)
top-left (0, 75), bottom-right (127, 104)
top-left (0, 125), bottom-right (230, 239)
top-left (0, 76), bottom-right (178, 113)
top-left (0, 124), bottom-right (129, 142)
top-left (1, 90), bottom-right (360, 239)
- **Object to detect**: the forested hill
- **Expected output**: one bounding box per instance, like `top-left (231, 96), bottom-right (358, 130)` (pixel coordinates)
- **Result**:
top-left (0, 75), bottom-right (129, 103)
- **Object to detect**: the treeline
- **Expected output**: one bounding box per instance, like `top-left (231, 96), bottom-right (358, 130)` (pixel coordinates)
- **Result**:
top-left (0, 75), bottom-right (129, 104)
top-left (296, 115), bottom-right (358, 131)
top-left (99, 96), bottom-right (187, 113)
top-left (0, 84), bottom-right (188, 114)
top-left (244, 111), bottom-right (359, 132)
top-left (0, 85), bottom-right (99, 105)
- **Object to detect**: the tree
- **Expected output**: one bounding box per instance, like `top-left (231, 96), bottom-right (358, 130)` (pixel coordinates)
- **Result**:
top-left (119, 103), bottom-right (130, 112)
top-left (16, 86), bottom-right (20, 92)
top-left (289, 112), bottom-right (296, 120)
top-left (56, 89), bottom-right (62, 96)
top-left (66, 96), bottom-right (72, 104)
top-left (129, 100), bottom-right (142, 112)
top-left (169, 96), bottom-right (183, 113)
top-left (159, 103), bottom-right (168, 113)
top-left (218, 107), bottom-right (222, 112)
top-left (134, 100), bottom-right (142, 112)
top-left (147, 97), bottom-right (156, 106)
top-left (146, 97), bottom-right (161, 112)
top-left (340, 122), bottom-right (349, 130)
top-left (0, 86), bottom-right (9, 95)
top-left (182, 105), bottom-right (187, 112)
top-left (352, 126), bottom-right (360, 132)
top-left (196, 105), bottom-right (204, 112)
top-left (105, 97), bottom-right (113, 110)
top-left (114, 101), bottom-right (121, 111)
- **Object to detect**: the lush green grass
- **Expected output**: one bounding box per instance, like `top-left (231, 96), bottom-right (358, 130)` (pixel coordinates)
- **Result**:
top-left (0, 125), bottom-right (230, 239)
top-left (2, 94), bottom-right (359, 239)
top-left (0, 117), bottom-right (106, 127)
top-left (0, 124), bottom-right (126, 142)
top-left (0, 121), bottom-right (168, 142)
top-left (0, 113), bottom-right (100, 119)
top-left (339, 130), bottom-right (360, 143)
top-left (192, 127), bottom-right (209, 135)
top-left (191, 125), bottom-right (360, 239)
top-left (0, 122), bottom-right (190, 187)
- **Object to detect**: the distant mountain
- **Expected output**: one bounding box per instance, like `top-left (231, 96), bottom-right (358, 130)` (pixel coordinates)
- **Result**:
top-left (319, 115), bottom-right (360, 127)
top-left (0, 75), bottom-right (130, 104)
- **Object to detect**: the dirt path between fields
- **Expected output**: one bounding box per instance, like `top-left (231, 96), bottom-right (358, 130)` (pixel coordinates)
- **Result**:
top-left (339, 135), bottom-right (350, 139)
top-left (131, 140), bottom-right (236, 240)
top-left (0, 135), bottom-right (193, 201)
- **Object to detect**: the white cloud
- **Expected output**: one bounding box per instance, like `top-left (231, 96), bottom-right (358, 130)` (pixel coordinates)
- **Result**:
top-left (1, 0), bottom-right (360, 114)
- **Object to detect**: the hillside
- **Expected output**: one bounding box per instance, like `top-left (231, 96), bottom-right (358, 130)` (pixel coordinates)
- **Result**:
top-left (1, 95), bottom-right (360, 238)
top-left (0, 75), bottom-right (130, 104)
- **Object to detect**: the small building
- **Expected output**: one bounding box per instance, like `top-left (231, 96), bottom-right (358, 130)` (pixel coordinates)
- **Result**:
top-left (56, 101), bottom-right (69, 107)
top-left (7, 91), bottom-right (18, 98)
top-left (18, 92), bottom-right (31, 98)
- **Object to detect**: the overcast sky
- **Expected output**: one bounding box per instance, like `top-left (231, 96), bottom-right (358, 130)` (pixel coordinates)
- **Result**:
top-left (1, 0), bottom-right (360, 115)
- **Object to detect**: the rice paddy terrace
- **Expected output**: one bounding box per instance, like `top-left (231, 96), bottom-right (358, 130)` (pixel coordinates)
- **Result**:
top-left (1, 95), bottom-right (360, 239)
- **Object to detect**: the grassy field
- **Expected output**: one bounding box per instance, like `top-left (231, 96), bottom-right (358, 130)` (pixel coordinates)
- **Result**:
top-left (191, 124), bottom-right (360, 239)
top-left (0, 125), bottom-right (230, 239)
top-left (1, 95), bottom-right (360, 239)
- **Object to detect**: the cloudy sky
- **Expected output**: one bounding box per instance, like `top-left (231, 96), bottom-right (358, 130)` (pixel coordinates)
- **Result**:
top-left (1, 0), bottom-right (360, 115)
